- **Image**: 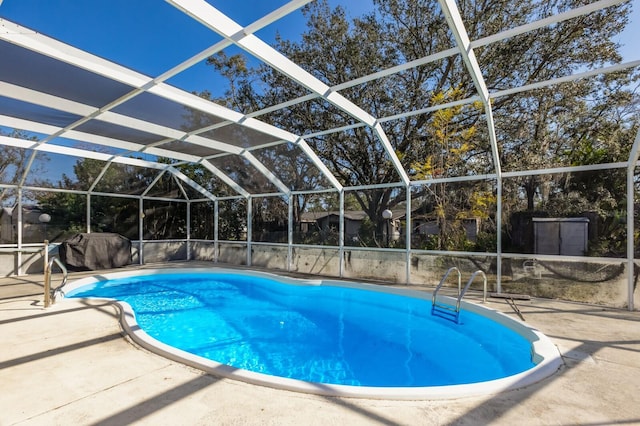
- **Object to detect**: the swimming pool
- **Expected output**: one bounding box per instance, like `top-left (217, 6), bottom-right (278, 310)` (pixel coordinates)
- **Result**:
top-left (62, 268), bottom-right (562, 399)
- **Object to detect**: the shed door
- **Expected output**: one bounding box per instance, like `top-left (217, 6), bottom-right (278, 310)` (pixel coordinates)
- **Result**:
top-left (535, 222), bottom-right (560, 255)
top-left (559, 223), bottom-right (588, 256)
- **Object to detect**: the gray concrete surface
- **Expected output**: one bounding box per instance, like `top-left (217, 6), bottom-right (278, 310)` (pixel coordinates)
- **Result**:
top-left (1, 263), bottom-right (639, 425)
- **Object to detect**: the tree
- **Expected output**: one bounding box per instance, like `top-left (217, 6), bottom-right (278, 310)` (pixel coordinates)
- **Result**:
top-left (203, 0), bottom-right (636, 251)
top-left (409, 87), bottom-right (496, 249)
top-left (0, 129), bottom-right (48, 206)
top-left (218, 198), bottom-right (247, 241)
top-left (37, 159), bottom-right (161, 240)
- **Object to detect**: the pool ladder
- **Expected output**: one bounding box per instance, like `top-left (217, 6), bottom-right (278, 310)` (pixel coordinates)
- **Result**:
top-left (431, 267), bottom-right (487, 323)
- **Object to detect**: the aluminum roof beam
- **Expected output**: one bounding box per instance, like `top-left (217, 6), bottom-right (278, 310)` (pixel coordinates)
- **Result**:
top-left (167, 0), bottom-right (411, 186)
top-left (0, 49), bottom-right (294, 199)
top-left (471, 0), bottom-right (628, 49)
top-left (439, 0), bottom-right (505, 287)
top-left (0, 16), bottom-right (341, 194)
top-left (0, 133), bottom-right (218, 202)
top-left (199, 159), bottom-right (250, 199)
top-left (439, 0), bottom-right (501, 178)
top-left (0, 0), bottom-right (635, 196)
top-left (237, 0), bottom-right (628, 140)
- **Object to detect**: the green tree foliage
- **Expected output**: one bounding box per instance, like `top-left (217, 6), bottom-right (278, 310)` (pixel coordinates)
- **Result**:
top-left (173, 162), bottom-right (246, 241)
top-left (203, 0), bottom-right (637, 251)
top-left (409, 87), bottom-right (496, 249)
top-left (22, 0), bottom-right (638, 253)
top-left (218, 199), bottom-right (247, 241)
top-left (37, 159), bottom-right (152, 240)
top-left (37, 158), bottom-right (192, 241)
top-left (0, 130), bottom-right (48, 206)
top-left (0, 130), bottom-right (33, 188)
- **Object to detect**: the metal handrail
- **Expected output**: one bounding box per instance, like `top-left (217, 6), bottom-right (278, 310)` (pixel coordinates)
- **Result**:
top-left (431, 266), bottom-right (462, 306)
top-left (44, 256), bottom-right (68, 308)
top-left (455, 270), bottom-right (487, 312)
top-left (432, 268), bottom-right (487, 323)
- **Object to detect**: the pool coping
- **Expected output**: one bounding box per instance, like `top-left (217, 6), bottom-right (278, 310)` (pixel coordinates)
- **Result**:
top-left (60, 267), bottom-right (564, 400)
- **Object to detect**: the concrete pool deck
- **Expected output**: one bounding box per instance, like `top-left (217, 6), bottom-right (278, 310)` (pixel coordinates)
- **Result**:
top-left (1, 263), bottom-right (639, 425)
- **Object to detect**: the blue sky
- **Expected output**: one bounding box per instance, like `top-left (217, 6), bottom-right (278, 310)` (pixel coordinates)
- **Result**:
top-left (0, 0), bottom-right (637, 186)
top-left (1, 0), bottom-right (637, 96)
top-left (0, 0), bottom-right (377, 95)
top-left (616, 0), bottom-right (640, 63)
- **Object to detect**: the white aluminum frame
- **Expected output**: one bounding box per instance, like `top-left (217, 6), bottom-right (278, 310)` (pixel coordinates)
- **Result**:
top-left (0, 0), bottom-right (637, 308)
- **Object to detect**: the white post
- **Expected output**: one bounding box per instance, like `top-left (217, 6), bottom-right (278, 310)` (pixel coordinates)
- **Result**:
top-left (17, 188), bottom-right (23, 276)
top-left (288, 195), bottom-right (293, 271)
top-left (339, 190), bottom-right (345, 278)
top-left (214, 200), bottom-right (219, 263)
top-left (139, 197), bottom-right (144, 265)
top-left (186, 201), bottom-right (191, 261)
top-left (43, 240), bottom-right (50, 307)
top-left (626, 129), bottom-right (640, 311)
top-left (406, 187), bottom-right (412, 284)
top-left (86, 194), bottom-right (91, 233)
top-left (496, 176), bottom-right (503, 293)
top-left (246, 197), bottom-right (252, 266)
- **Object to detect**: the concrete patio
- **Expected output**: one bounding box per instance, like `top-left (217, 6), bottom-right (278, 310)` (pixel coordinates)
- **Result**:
top-left (1, 263), bottom-right (639, 425)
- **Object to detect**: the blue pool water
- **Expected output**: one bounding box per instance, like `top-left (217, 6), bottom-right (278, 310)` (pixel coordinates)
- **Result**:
top-left (66, 272), bottom-right (536, 387)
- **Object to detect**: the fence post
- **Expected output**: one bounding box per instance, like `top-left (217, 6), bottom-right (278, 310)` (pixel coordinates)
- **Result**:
top-left (43, 240), bottom-right (50, 308)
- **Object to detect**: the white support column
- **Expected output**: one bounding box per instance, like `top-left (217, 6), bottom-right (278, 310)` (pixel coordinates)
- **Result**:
top-left (440, 0), bottom-right (504, 292)
top-left (496, 175), bottom-right (503, 293)
top-left (405, 187), bottom-right (412, 284)
top-left (626, 129), bottom-right (640, 311)
top-left (214, 200), bottom-right (219, 264)
top-left (288, 195), bottom-right (293, 272)
top-left (213, 200), bottom-right (220, 263)
top-left (186, 201), bottom-right (191, 261)
top-left (485, 105), bottom-right (503, 293)
top-left (17, 188), bottom-right (23, 276)
top-left (138, 197), bottom-right (144, 265)
top-left (86, 194), bottom-right (91, 233)
top-left (339, 190), bottom-right (345, 278)
top-left (246, 197), bottom-right (252, 267)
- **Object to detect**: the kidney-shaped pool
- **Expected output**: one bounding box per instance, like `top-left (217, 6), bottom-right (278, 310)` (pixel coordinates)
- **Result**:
top-left (62, 268), bottom-right (562, 399)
